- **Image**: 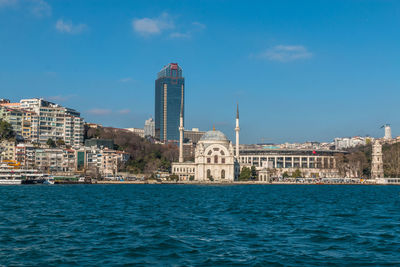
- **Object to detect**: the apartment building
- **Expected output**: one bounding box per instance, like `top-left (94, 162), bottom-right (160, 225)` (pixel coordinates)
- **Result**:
top-left (34, 148), bottom-right (76, 173)
top-left (20, 98), bottom-right (84, 147)
top-left (76, 146), bottom-right (129, 177)
top-left (0, 140), bottom-right (15, 161)
top-left (15, 143), bottom-right (36, 168)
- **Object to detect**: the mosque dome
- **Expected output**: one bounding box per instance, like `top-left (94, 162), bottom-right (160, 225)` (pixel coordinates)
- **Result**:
top-left (199, 130), bottom-right (228, 142)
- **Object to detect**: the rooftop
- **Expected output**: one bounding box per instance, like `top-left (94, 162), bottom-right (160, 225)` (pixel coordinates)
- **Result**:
top-left (199, 130), bottom-right (228, 142)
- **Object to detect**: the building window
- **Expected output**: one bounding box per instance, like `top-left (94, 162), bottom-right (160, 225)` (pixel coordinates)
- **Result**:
top-left (207, 158), bottom-right (211, 163)
top-left (207, 169), bottom-right (211, 178)
top-left (220, 150), bottom-right (225, 156)
top-left (214, 155), bottom-right (218, 164)
top-left (221, 170), bottom-right (225, 179)
top-left (222, 158), bottom-right (225, 164)
top-left (208, 150), bottom-right (212, 155)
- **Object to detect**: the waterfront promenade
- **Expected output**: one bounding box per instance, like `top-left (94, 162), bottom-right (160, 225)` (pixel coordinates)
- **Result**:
top-left (94, 180), bottom-right (385, 185)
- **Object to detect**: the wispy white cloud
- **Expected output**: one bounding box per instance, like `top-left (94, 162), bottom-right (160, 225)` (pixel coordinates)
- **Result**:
top-left (30, 0), bottom-right (51, 17)
top-left (118, 109), bottom-right (131, 115)
top-left (55, 19), bottom-right (88, 34)
top-left (169, 21), bottom-right (206, 39)
top-left (118, 77), bottom-right (132, 83)
top-left (0, 0), bottom-right (51, 17)
top-left (258, 45), bottom-right (313, 62)
top-left (192, 21), bottom-right (206, 30)
top-left (132, 13), bottom-right (205, 39)
top-left (87, 108), bottom-right (112, 116)
top-left (0, 0), bottom-right (17, 7)
top-left (132, 12), bottom-right (174, 36)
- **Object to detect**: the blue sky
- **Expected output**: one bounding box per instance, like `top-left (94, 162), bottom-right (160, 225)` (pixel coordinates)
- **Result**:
top-left (1, 0), bottom-right (399, 144)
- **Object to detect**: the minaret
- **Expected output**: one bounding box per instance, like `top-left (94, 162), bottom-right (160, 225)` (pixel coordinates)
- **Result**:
top-left (178, 98), bottom-right (184, 163)
top-left (235, 103), bottom-right (240, 159)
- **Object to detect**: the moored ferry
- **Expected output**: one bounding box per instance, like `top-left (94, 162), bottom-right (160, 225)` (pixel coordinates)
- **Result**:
top-left (0, 161), bottom-right (46, 185)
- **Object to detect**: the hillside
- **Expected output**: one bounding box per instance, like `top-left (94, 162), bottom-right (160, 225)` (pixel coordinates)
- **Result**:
top-left (85, 126), bottom-right (178, 174)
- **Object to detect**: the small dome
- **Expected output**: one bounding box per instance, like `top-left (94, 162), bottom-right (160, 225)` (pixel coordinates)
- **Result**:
top-left (200, 130), bottom-right (228, 142)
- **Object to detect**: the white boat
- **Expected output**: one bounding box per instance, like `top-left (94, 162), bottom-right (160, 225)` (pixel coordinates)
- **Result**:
top-left (0, 162), bottom-right (46, 185)
top-left (43, 178), bottom-right (55, 185)
top-left (0, 179), bottom-right (22, 185)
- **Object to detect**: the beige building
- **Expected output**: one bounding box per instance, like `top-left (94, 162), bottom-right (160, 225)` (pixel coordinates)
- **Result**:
top-left (34, 148), bottom-right (76, 173)
top-left (20, 98), bottom-right (84, 147)
top-left (184, 128), bottom-right (205, 144)
top-left (0, 140), bottom-right (16, 161)
top-left (76, 146), bottom-right (129, 177)
top-left (239, 146), bottom-right (340, 179)
top-left (15, 143), bottom-right (36, 168)
top-left (125, 128), bottom-right (145, 138)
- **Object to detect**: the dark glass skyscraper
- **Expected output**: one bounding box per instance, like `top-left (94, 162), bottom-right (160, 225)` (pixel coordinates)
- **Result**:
top-left (155, 63), bottom-right (184, 142)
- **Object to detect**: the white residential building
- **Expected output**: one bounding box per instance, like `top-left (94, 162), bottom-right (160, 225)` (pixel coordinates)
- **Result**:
top-left (125, 127), bottom-right (145, 138)
top-left (334, 137), bottom-right (370, 150)
top-left (20, 98), bottom-right (84, 147)
top-left (144, 118), bottom-right (155, 137)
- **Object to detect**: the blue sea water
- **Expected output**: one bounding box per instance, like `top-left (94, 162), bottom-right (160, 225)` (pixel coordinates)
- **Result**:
top-left (0, 185), bottom-right (400, 266)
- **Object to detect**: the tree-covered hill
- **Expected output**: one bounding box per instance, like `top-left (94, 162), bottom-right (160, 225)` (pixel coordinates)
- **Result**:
top-left (85, 126), bottom-right (178, 174)
top-left (335, 142), bottom-right (400, 178)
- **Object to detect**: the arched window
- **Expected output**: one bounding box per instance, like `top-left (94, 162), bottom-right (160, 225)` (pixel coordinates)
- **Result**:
top-left (214, 155), bottom-right (218, 163)
top-left (220, 150), bottom-right (225, 156)
top-left (221, 169), bottom-right (225, 179)
top-left (207, 158), bottom-right (211, 163)
top-left (207, 169), bottom-right (211, 178)
top-left (208, 150), bottom-right (212, 155)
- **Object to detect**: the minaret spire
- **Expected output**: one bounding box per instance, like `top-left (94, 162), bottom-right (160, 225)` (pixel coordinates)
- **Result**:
top-left (178, 96), bottom-right (184, 163)
top-left (235, 103), bottom-right (240, 159)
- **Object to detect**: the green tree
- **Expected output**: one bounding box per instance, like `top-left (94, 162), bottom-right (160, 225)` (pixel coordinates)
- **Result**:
top-left (251, 166), bottom-right (257, 180)
top-left (239, 167), bottom-right (252, 181)
top-left (282, 171), bottom-right (290, 178)
top-left (292, 169), bottom-right (302, 178)
top-left (56, 139), bottom-right (65, 147)
top-left (46, 138), bottom-right (56, 148)
top-left (0, 119), bottom-right (15, 140)
top-left (169, 174), bottom-right (179, 182)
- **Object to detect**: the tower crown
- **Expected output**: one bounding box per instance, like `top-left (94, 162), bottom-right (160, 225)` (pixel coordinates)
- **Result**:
top-left (157, 63), bottom-right (183, 78)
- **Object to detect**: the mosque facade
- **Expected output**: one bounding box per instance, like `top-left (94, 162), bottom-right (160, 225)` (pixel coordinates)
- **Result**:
top-left (171, 106), bottom-right (240, 182)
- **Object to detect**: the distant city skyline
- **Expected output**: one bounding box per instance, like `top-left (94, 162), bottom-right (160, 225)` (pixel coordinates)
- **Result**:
top-left (1, 0), bottom-right (399, 144)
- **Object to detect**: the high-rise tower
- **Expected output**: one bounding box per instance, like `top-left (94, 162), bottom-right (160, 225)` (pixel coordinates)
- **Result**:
top-left (155, 63), bottom-right (184, 142)
top-left (383, 124), bottom-right (392, 140)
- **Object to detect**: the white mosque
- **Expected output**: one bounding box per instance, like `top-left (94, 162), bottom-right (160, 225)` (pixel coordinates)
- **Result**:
top-left (171, 105), bottom-right (240, 182)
